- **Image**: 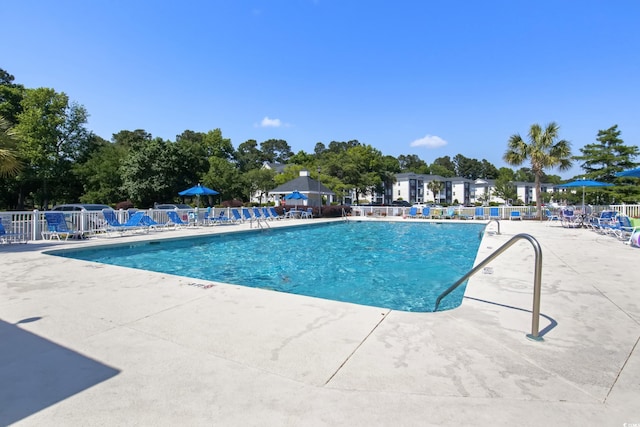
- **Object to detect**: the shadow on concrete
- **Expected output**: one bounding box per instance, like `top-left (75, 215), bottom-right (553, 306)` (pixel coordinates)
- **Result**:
top-left (464, 296), bottom-right (558, 337)
top-left (0, 241), bottom-right (72, 253)
top-left (0, 318), bottom-right (120, 425)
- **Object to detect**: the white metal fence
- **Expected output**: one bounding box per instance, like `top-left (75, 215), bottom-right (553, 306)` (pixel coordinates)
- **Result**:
top-left (1, 204), bottom-right (639, 242)
top-left (349, 204), bottom-right (640, 220)
top-left (0, 208), bottom-right (224, 242)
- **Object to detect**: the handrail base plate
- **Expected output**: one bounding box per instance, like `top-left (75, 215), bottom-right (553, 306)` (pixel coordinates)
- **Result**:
top-left (526, 333), bottom-right (544, 342)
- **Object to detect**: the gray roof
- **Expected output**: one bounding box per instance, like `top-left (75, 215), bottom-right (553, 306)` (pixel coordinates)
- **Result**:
top-left (262, 162), bottom-right (287, 173)
top-left (269, 176), bottom-right (334, 195)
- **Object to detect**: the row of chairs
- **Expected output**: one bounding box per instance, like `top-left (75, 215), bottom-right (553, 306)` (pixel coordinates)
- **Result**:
top-left (0, 217), bottom-right (26, 244)
top-left (41, 210), bottom-right (170, 240)
top-left (406, 206), bottom-right (502, 220)
top-left (585, 210), bottom-right (638, 244)
top-left (203, 207), bottom-right (310, 226)
top-left (40, 205), bottom-right (314, 241)
top-left (550, 208), bottom-right (639, 245)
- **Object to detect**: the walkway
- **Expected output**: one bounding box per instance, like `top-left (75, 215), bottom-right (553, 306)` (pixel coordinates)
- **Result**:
top-left (1, 219), bottom-right (638, 426)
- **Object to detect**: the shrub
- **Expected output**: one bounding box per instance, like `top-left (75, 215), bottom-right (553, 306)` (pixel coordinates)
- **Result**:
top-left (221, 199), bottom-right (244, 208)
top-left (115, 200), bottom-right (134, 210)
top-left (319, 205), bottom-right (351, 218)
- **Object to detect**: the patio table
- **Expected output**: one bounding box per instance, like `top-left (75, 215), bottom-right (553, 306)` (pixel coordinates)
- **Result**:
top-left (284, 210), bottom-right (304, 219)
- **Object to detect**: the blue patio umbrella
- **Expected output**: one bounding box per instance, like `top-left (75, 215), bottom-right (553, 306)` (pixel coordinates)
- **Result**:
top-left (615, 167), bottom-right (640, 178)
top-left (178, 184), bottom-right (219, 207)
top-left (557, 179), bottom-right (613, 211)
top-left (284, 190), bottom-right (308, 208)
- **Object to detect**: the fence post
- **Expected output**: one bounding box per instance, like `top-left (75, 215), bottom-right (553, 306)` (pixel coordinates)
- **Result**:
top-left (32, 209), bottom-right (40, 241)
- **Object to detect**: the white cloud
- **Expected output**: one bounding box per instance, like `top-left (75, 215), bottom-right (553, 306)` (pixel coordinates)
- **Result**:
top-left (410, 134), bottom-right (448, 149)
top-left (260, 116), bottom-right (282, 128)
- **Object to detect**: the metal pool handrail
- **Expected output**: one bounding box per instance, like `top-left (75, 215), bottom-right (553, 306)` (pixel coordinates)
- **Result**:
top-left (433, 233), bottom-right (544, 341)
top-left (487, 219), bottom-right (501, 235)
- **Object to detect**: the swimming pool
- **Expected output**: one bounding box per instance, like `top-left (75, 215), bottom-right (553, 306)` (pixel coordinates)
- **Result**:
top-left (50, 221), bottom-right (486, 312)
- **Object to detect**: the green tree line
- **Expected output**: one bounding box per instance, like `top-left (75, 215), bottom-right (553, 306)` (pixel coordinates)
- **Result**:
top-left (1, 68), bottom-right (638, 210)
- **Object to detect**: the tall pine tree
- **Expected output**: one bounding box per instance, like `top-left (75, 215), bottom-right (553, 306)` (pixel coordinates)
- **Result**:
top-left (574, 125), bottom-right (639, 182)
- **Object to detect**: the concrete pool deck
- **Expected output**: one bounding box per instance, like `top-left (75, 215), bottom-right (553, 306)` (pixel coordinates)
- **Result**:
top-left (1, 218), bottom-right (638, 426)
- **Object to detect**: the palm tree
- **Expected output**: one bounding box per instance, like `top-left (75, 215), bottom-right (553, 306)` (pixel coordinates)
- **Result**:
top-left (504, 122), bottom-right (572, 220)
top-left (427, 180), bottom-right (443, 203)
top-left (0, 116), bottom-right (21, 178)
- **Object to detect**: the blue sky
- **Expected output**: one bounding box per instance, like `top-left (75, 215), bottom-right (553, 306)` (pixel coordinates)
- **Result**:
top-left (3, 1), bottom-right (639, 178)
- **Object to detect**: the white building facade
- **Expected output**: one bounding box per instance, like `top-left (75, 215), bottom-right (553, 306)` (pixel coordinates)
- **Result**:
top-left (264, 167), bottom-right (560, 206)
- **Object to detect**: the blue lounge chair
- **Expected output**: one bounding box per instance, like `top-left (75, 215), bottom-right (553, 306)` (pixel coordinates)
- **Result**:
top-left (473, 207), bottom-right (485, 220)
top-left (0, 218), bottom-right (24, 244)
top-left (510, 211), bottom-right (522, 220)
top-left (203, 207), bottom-right (214, 225)
top-left (545, 209), bottom-right (560, 224)
top-left (43, 211), bottom-right (83, 240)
top-left (242, 208), bottom-right (253, 221)
top-left (587, 210), bottom-right (616, 232)
top-left (604, 215), bottom-right (637, 241)
top-left (444, 207), bottom-right (456, 219)
top-left (102, 209), bottom-right (147, 235)
top-left (560, 209), bottom-right (581, 228)
top-left (212, 210), bottom-right (232, 225)
top-left (166, 210), bottom-right (189, 228)
top-left (489, 207), bottom-right (500, 220)
top-left (269, 207), bottom-right (283, 220)
top-left (421, 207), bottom-right (431, 219)
top-left (407, 207), bottom-right (418, 218)
top-left (252, 207), bottom-right (264, 220)
top-left (140, 214), bottom-right (168, 231)
top-left (262, 207), bottom-right (275, 220)
top-left (230, 208), bottom-right (243, 223)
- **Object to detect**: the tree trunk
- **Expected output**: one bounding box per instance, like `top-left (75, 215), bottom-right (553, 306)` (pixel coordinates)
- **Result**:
top-left (534, 173), bottom-right (542, 220)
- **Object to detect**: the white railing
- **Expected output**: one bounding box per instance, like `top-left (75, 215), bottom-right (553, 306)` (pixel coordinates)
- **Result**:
top-left (0, 207), bottom-right (283, 241)
top-left (348, 204), bottom-right (640, 220)
top-left (2, 205), bottom-right (639, 242)
top-left (610, 204), bottom-right (640, 218)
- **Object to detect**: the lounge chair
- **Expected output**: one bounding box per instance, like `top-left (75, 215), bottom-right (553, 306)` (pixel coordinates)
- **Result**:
top-left (457, 208), bottom-right (473, 220)
top-left (203, 207), bottom-right (215, 225)
top-left (43, 211), bottom-right (83, 240)
top-left (560, 209), bottom-right (582, 228)
top-left (510, 211), bottom-right (522, 220)
top-left (587, 210), bottom-right (616, 232)
top-left (407, 207), bottom-right (418, 218)
top-left (605, 215), bottom-right (637, 241)
top-left (102, 209), bottom-right (147, 234)
top-left (444, 207), bottom-right (456, 219)
top-left (421, 207), bottom-right (431, 219)
top-left (473, 207), bottom-right (485, 220)
top-left (242, 208), bottom-right (253, 221)
top-left (430, 208), bottom-right (443, 219)
top-left (618, 216), bottom-right (640, 245)
top-left (263, 207), bottom-right (282, 220)
top-left (489, 207), bottom-right (500, 220)
top-left (0, 218), bottom-right (24, 244)
top-left (260, 207), bottom-right (272, 220)
top-left (545, 209), bottom-right (560, 225)
top-left (140, 214), bottom-right (168, 231)
top-left (212, 210), bottom-right (232, 225)
top-left (301, 208), bottom-right (313, 219)
top-left (230, 208), bottom-right (243, 223)
top-left (166, 210), bottom-right (190, 228)
top-left (269, 207), bottom-right (283, 220)
top-left (252, 207), bottom-right (264, 220)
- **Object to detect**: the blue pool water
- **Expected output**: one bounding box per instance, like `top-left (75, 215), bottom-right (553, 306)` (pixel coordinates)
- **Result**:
top-left (50, 221), bottom-right (486, 312)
